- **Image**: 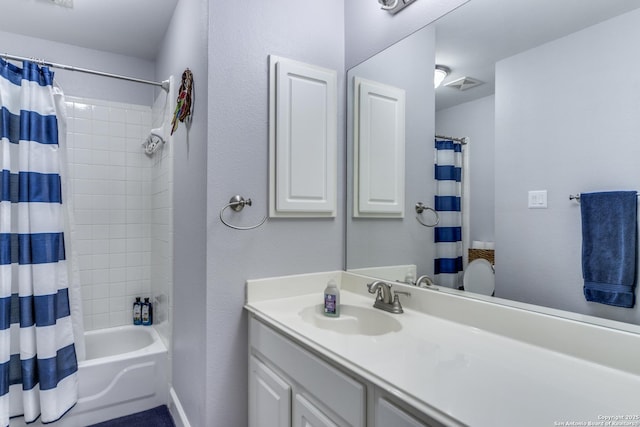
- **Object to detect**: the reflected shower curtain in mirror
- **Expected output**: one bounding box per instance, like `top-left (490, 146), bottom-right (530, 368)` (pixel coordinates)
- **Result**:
top-left (0, 59), bottom-right (78, 425)
top-left (434, 139), bottom-right (463, 288)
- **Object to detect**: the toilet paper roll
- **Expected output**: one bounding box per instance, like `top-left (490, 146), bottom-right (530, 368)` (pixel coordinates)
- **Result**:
top-left (471, 240), bottom-right (484, 249)
top-left (485, 241), bottom-right (495, 250)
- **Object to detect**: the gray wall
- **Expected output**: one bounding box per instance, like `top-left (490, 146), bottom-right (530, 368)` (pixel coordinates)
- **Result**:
top-left (345, 0), bottom-right (468, 69)
top-left (206, 1), bottom-right (345, 426)
top-left (0, 31), bottom-right (155, 105)
top-left (495, 8), bottom-right (640, 325)
top-left (346, 25), bottom-right (436, 276)
top-left (436, 95), bottom-right (495, 243)
top-left (156, 1), bottom-right (209, 426)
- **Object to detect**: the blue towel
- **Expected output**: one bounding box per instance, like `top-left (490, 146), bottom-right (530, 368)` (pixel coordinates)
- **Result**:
top-left (581, 191), bottom-right (637, 308)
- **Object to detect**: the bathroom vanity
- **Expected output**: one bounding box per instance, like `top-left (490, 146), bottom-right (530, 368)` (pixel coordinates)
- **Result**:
top-left (245, 271), bottom-right (640, 427)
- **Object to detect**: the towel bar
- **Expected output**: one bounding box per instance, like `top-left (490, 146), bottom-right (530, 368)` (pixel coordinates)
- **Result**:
top-left (219, 195), bottom-right (267, 230)
top-left (415, 202), bottom-right (439, 227)
top-left (570, 193), bottom-right (640, 202)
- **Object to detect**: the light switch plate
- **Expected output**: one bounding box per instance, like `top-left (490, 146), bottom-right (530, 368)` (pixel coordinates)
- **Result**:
top-left (528, 190), bottom-right (548, 209)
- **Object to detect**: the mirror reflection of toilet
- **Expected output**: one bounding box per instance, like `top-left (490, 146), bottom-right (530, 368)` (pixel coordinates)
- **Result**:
top-left (463, 259), bottom-right (495, 296)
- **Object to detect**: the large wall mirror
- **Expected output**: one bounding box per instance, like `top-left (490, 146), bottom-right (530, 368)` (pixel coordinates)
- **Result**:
top-left (346, 0), bottom-right (640, 331)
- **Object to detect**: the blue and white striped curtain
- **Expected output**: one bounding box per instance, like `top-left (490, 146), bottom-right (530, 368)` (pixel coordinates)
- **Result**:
top-left (0, 59), bottom-right (78, 425)
top-left (434, 139), bottom-right (463, 288)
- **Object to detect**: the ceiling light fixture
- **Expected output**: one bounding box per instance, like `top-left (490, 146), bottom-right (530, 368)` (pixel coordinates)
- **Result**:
top-left (378, 0), bottom-right (418, 15)
top-left (434, 65), bottom-right (450, 88)
top-left (378, 0), bottom-right (399, 10)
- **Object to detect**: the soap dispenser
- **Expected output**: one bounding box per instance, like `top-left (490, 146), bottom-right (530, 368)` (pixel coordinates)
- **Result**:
top-left (404, 271), bottom-right (415, 286)
top-left (323, 279), bottom-right (340, 317)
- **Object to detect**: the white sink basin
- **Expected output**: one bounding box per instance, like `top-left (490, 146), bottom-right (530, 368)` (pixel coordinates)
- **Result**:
top-left (298, 304), bottom-right (402, 336)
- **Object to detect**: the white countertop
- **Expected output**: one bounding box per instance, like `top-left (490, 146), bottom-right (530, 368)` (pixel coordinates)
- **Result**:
top-left (245, 271), bottom-right (640, 427)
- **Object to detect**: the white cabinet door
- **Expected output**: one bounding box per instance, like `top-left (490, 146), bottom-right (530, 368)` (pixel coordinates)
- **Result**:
top-left (353, 77), bottom-right (405, 217)
top-left (250, 317), bottom-right (366, 427)
top-left (293, 393), bottom-right (339, 427)
top-left (269, 55), bottom-right (338, 217)
top-left (249, 355), bottom-right (291, 427)
top-left (375, 397), bottom-right (430, 427)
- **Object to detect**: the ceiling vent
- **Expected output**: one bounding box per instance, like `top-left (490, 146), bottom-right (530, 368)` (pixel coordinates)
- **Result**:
top-left (50, 0), bottom-right (73, 7)
top-left (444, 77), bottom-right (484, 91)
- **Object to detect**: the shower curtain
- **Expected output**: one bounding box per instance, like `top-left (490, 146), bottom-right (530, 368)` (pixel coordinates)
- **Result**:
top-left (0, 59), bottom-right (80, 425)
top-left (434, 139), bottom-right (463, 288)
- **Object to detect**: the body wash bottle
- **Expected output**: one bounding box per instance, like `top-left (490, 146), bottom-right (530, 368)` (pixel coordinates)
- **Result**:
top-left (142, 297), bottom-right (153, 326)
top-left (323, 279), bottom-right (340, 317)
top-left (133, 297), bottom-right (142, 325)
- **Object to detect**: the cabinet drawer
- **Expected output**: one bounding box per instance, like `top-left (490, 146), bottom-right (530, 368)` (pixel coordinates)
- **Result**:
top-left (250, 318), bottom-right (365, 427)
top-left (375, 397), bottom-right (430, 427)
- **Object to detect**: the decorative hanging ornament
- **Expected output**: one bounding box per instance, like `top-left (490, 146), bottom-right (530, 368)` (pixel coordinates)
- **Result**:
top-left (171, 68), bottom-right (194, 135)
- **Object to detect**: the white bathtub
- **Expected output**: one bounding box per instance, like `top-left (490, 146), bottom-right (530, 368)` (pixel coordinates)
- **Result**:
top-left (11, 325), bottom-right (168, 427)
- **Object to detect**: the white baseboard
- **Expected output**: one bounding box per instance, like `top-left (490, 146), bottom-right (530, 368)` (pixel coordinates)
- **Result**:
top-left (168, 387), bottom-right (192, 427)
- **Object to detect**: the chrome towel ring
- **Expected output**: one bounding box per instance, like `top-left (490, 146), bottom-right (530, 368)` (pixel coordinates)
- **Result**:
top-left (415, 202), bottom-right (439, 227)
top-left (219, 195), bottom-right (268, 230)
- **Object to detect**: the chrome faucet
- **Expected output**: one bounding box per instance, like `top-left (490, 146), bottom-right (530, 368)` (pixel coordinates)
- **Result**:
top-left (415, 275), bottom-right (438, 290)
top-left (367, 280), bottom-right (393, 303)
top-left (367, 280), bottom-right (410, 314)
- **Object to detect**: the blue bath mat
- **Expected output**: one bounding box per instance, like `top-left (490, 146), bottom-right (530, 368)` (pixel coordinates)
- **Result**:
top-left (87, 405), bottom-right (175, 427)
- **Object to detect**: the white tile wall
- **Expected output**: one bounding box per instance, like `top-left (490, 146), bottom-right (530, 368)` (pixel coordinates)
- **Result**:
top-left (149, 89), bottom-right (174, 349)
top-left (65, 95), bottom-right (172, 331)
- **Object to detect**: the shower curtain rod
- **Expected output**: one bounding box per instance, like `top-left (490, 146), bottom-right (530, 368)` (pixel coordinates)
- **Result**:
top-left (435, 134), bottom-right (467, 144)
top-left (2, 53), bottom-right (170, 92)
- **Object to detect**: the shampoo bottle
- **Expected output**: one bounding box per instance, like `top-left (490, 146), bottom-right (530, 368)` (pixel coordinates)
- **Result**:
top-left (142, 297), bottom-right (153, 326)
top-left (133, 297), bottom-right (142, 325)
top-left (323, 279), bottom-right (340, 317)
